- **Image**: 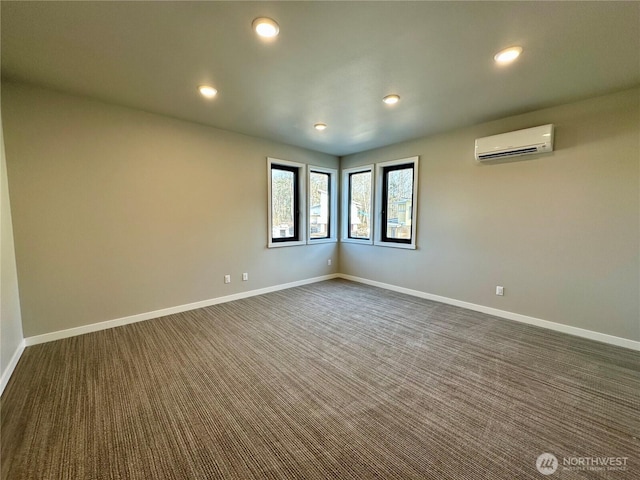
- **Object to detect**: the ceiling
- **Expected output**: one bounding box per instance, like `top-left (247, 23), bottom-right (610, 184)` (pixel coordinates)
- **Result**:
top-left (2, 1), bottom-right (639, 156)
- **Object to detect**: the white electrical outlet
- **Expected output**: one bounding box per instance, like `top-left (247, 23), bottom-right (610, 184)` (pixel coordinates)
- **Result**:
top-left (327, 259), bottom-right (332, 266)
top-left (242, 272), bottom-right (248, 281)
top-left (496, 286), bottom-right (504, 296)
top-left (224, 275), bottom-right (231, 284)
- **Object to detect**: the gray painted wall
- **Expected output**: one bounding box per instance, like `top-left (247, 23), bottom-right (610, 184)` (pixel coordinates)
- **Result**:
top-left (3, 82), bottom-right (639, 343)
top-left (341, 88), bottom-right (640, 341)
top-left (2, 83), bottom-right (339, 337)
top-left (1, 102), bottom-right (24, 379)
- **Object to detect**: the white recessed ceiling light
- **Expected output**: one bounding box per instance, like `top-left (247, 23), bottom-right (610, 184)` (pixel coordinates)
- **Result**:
top-left (314, 123), bottom-right (327, 131)
top-left (198, 85), bottom-right (217, 99)
top-left (494, 46), bottom-right (523, 65)
top-left (252, 17), bottom-right (279, 38)
top-left (383, 94), bottom-right (400, 105)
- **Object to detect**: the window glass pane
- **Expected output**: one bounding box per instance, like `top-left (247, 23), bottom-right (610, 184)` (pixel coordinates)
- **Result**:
top-left (271, 167), bottom-right (296, 239)
top-left (385, 166), bottom-right (413, 241)
top-left (309, 171), bottom-right (330, 239)
top-left (349, 171), bottom-right (371, 239)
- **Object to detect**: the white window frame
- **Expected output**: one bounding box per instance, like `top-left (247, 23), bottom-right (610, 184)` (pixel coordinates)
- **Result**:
top-left (267, 157), bottom-right (306, 248)
top-left (307, 166), bottom-right (338, 244)
top-left (374, 156), bottom-right (419, 250)
top-left (341, 164), bottom-right (374, 245)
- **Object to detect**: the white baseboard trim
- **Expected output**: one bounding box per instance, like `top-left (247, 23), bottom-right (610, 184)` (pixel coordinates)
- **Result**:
top-left (338, 274), bottom-right (640, 352)
top-left (25, 274), bottom-right (340, 347)
top-left (19, 271), bottom-right (640, 352)
top-left (1, 338), bottom-right (26, 396)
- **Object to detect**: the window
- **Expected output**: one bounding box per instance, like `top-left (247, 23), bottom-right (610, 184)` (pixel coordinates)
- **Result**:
top-left (341, 165), bottom-right (373, 244)
top-left (308, 166), bottom-right (337, 243)
top-left (375, 156), bottom-right (419, 249)
top-left (268, 158), bottom-right (306, 247)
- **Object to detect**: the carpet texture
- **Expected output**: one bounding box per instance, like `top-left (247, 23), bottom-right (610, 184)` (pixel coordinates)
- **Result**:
top-left (2, 279), bottom-right (639, 479)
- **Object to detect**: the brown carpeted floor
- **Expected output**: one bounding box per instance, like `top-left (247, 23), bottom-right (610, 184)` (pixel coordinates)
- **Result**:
top-left (2, 279), bottom-right (639, 479)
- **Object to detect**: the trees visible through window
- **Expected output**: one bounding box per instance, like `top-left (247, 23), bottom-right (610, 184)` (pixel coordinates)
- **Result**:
top-left (308, 166), bottom-right (337, 244)
top-left (271, 165), bottom-right (298, 241)
top-left (309, 171), bottom-right (330, 239)
top-left (267, 156), bottom-right (418, 250)
top-left (374, 156), bottom-right (418, 249)
top-left (348, 170), bottom-right (372, 240)
top-left (268, 158), bottom-right (305, 247)
top-left (381, 164), bottom-right (414, 243)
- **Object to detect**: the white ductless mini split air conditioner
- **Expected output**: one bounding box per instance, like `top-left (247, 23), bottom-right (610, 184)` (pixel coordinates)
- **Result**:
top-left (474, 124), bottom-right (554, 162)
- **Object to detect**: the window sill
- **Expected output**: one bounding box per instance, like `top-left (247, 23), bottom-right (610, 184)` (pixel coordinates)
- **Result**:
top-left (308, 238), bottom-right (338, 245)
top-left (373, 240), bottom-right (416, 250)
top-left (268, 240), bottom-right (307, 248)
top-left (341, 237), bottom-right (373, 245)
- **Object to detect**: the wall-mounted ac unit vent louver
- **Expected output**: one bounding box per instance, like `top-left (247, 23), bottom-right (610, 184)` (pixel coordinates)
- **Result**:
top-left (474, 124), bottom-right (554, 162)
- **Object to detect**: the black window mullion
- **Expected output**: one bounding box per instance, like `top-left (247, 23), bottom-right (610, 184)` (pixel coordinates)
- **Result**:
top-left (348, 173), bottom-right (354, 238)
top-left (348, 172), bottom-right (360, 239)
top-left (271, 164), bottom-right (299, 243)
top-left (324, 172), bottom-right (331, 239)
top-left (347, 169), bottom-right (372, 240)
top-left (310, 171), bottom-right (330, 241)
top-left (381, 163), bottom-right (413, 244)
top-left (292, 167), bottom-right (299, 241)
